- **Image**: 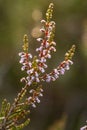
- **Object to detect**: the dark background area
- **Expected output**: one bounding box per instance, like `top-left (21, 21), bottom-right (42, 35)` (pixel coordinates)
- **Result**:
top-left (0, 0), bottom-right (87, 130)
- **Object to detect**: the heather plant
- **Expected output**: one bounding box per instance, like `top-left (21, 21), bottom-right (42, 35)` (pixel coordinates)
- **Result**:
top-left (0, 3), bottom-right (75, 130)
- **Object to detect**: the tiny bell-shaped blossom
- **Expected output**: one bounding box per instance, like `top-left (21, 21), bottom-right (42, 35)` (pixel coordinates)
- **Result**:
top-left (21, 66), bottom-right (26, 71)
top-left (39, 66), bottom-right (45, 73)
top-left (59, 68), bottom-right (65, 75)
top-left (46, 53), bottom-right (51, 59)
top-left (20, 77), bottom-right (26, 82)
top-left (37, 38), bottom-right (43, 42)
top-left (29, 89), bottom-right (34, 94)
top-left (45, 42), bottom-right (50, 48)
top-left (41, 19), bottom-right (46, 24)
top-left (40, 28), bottom-right (45, 33)
top-left (32, 103), bottom-right (36, 108)
top-left (53, 69), bottom-right (59, 74)
top-left (49, 46), bottom-right (56, 52)
top-left (40, 57), bottom-right (46, 63)
top-left (36, 78), bottom-right (40, 83)
top-left (36, 97), bottom-right (40, 103)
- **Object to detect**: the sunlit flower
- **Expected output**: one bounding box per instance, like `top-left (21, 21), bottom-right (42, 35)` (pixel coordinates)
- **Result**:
top-left (19, 3), bottom-right (75, 110)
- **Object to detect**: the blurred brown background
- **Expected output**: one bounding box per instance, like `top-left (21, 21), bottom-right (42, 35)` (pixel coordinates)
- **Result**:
top-left (0, 0), bottom-right (87, 130)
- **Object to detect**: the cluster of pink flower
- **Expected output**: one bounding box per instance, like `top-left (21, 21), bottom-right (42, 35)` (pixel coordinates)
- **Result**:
top-left (19, 16), bottom-right (57, 85)
top-left (19, 33), bottom-right (75, 85)
top-left (36, 20), bottom-right (56, 69)
top-left (19, 52), bottom-right (32, 71)
top-left (26, 86), bottom-right (43, 108)
top-left (19, 3), bottom-right (75, 108)
top-left (40, 59), bottom-right (73, 83)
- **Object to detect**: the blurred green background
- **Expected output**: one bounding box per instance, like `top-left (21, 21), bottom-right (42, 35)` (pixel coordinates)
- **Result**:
top-left (0, 0), bottom-right (87, 130)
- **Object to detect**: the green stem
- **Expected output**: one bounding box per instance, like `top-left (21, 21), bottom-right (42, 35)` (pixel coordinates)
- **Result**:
top-left (1, 84), bottom-right (29, 130)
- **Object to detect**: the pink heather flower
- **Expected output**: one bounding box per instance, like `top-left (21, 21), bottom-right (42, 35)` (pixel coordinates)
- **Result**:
top-left (31, 76), bottom-right (35, 81)
top-left (51, 76), bottom-right (56, 81)
top-left (38, 66), bottom-right (45, 73)
top-left (27, 81), bottom-right (32, 86)
top-left (19, 52), bottom-right (24, 56)
top-left (39, 93), bottom-right (43, 97)
top-left (40, 28), bottom-right (45, 32)
top-left (49, 46), bottom-right (56, 52)
top-left (35, 72), bottom-right (39, 77)
top-left (28, 53), bottom-right (32, 59)
top-left (27, 96), bottom-right (32, 101)
top-left (27, 68), bottom-right (34, 74)
top-left (65, 64), bottom-right (70, 70)
top-left (68, 60), bottom-right (73, 65)
top-left (19, 58), bottom-right (25, 64)
top-left (45, 42), bottom-right (50, 48)
top-left (43, 63), bottom-right (48, 68)
top-left (46, 53), bottom-right (51, 59)
top-left (21, 66), bottom-right (26, 71)
top-left (36, 78), bottom-right (40, 83)
top-left (51, 41), bottom-right (56, 46)
top-left (54, 74), bottom-right (59, 79)
top-left (40, 57), bottom-right (46, 63)
top-left (28, 62), bottom-right (32, 67)
top-left (43, 50), bottom-right (47, 56)
top-left (37, 38), bottom-right (43, 42)
top-left (36, 46), bottom-right (43, 52)
top-left (32, 103), bottom-right (36, 108)
top-left (39, 88), bottom-right (43, 92)
top-left (41, 19), bottom-right (46, 24)
top-left (20, 77), bottom-right (26, 82)
top-left (59, 68), bottom-right (65, 75)
top-left (29, 89), bottom-right (34, 93)
top-left (46, 75), bottom-right (51, 82)
top-left (36, 97), bottom-right (40, 103)
top-left (53, 69), bottom-right (59, 74)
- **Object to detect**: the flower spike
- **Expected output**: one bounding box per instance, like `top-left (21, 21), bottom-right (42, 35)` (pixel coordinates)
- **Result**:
top-left (22, 34), bottom-right (29, 52)
top-left (46, 3), bottom-right (54, 22)
top-left (65, 44), bottom-right (76, 61)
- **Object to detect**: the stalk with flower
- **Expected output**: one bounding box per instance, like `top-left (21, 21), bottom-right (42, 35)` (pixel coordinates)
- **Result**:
top-left (0, 3), bottom-right (75, 130)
